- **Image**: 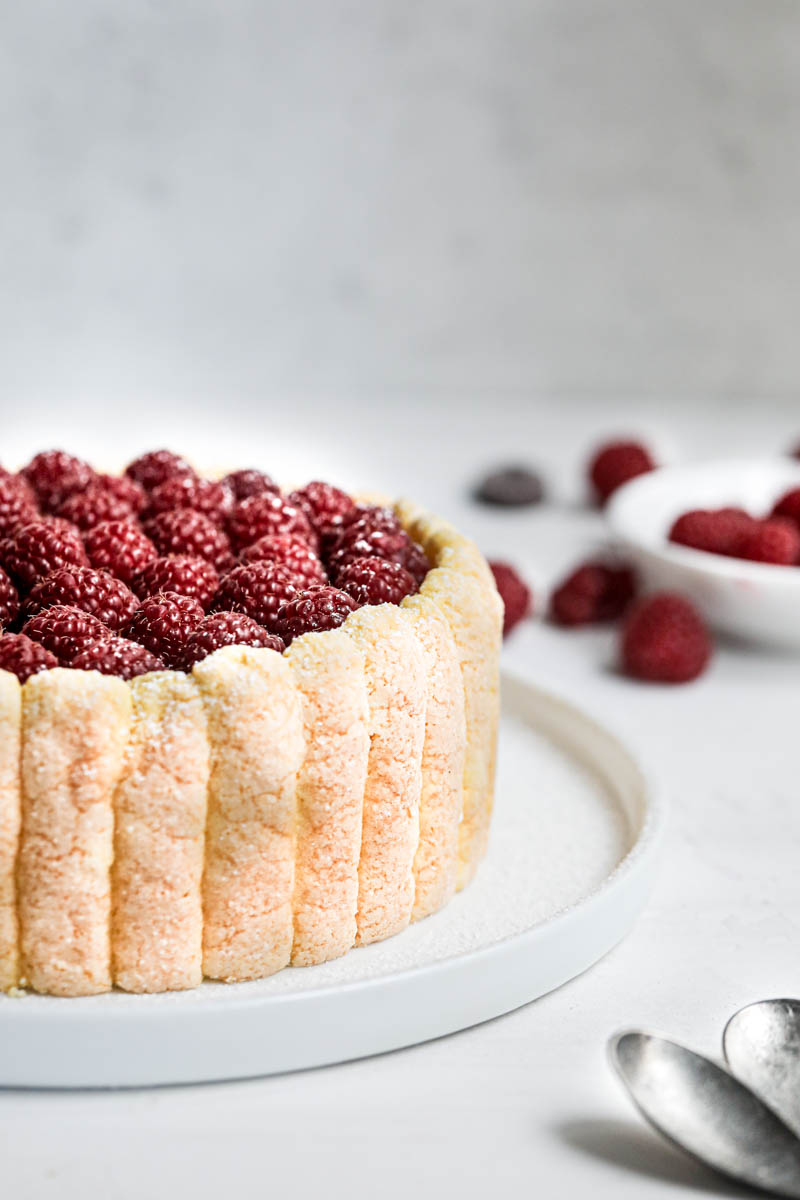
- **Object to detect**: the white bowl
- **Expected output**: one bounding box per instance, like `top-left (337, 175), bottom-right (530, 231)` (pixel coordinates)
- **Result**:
top-left (606, 459), bottom-right (800, 648)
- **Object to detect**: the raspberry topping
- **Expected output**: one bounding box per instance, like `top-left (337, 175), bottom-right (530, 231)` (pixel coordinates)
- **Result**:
top-left (403, 541), bottom-right (431, 585)
top-left (83, 521), bottom-right (158, 585)
top-left (223, 469), bottom-right (280, 501)
top-left (71, 638), bottom-right (165, 680)
top-left (489, 562), bottom-right (532, 637)
top-left (25, 566), bottom-right (139, 631)
top-left (0, 633), bottom-right (58, 682)
top-left (549, 561), bottom-right (636, 626)
top-left (147, 476), bottom-right (233, 526)
top-left (240, 533), bottom-right (326, 587)
top-left (125, 450), bottom-right (194, 493)
top-left (327, 513), bottom-right (425, 581)
top-left (22, 451), bottom-right (95, 512)
top-left (274, 586), bottom-right (358, 645)
top-left (336, 556), bottom-right (418, 607)
top-left (3, 520), bottom-right (89, 592)
top-left (668, 508), bottom-right (754, 557)
top-left (226, 492), bottom-right (317, 553)
top-left (588, 440), bottom-right (656, 504)
top-left (213, 561), bottom-right (298, 631)
top-left (0, 567), bottom-right (19, 628)
top-left (94, 473), bottom-right (148, 514)
top-left (131, 555), bottom-right (219, 610)
top-left (0, 475), bottom-right (39, 540)
top-left (23, 605), bottom-right (111, 664)
top-left (621, 592), bottom-right (712, 683)
top-left (56, 481), bottom-right (137, 530)
top-left (474, 465), bottom-right (545, 507)
top-left (771, 488), bottom-right (800, 528)
top-left (145, 509), bottom-right (235, 573)
top-left (0, 469), bottom-right (38, 508)
top-left (737, 517), bottom-right (800, 565)
top-left (181, 611), bottom-right (285, 669)
top-left (287, 481), bottom-right (356, 538)
top-left (124, 592), bottom-right (204, 667)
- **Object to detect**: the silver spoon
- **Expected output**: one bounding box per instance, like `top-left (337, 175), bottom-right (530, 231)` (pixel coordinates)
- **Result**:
top-left (609, 1030), bottom-right (800, 1197)
top-left (724, 999), bottom-right (800, 1137)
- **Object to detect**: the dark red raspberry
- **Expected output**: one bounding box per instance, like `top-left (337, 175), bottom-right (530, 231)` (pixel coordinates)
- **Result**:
top-left (22, 451), bottom-right (95, 512)
top-left (736, 517), bottom-right (800, 565)
top-left (0, 475), bottom-right (38, 539)
top-left (226, 492), bottom-right (317, 553)
top-left (95, 473), bottom-right (148, 514)
top-left (274, 586), bottom-right (358, 645)
top-left (147, 475), bottom-right (233, 526)
top-left (588, 440), bottom-right (656, 504)
top-left (3, 520), bottom-right (89, 592)
top-left (0, 567), bottom-right (19, 628)
top-left (181, 611), bottom-right (285, 669)
top-left (213, 561), bottom-right (298, 631)
top-left (145, 508), bottom-right (235, 573)
top-left (328, 512), bottom-right (424, 580)
top-left (339, 505), bottom-right (402, 537)
top-left (71, 637), bottom-right (165, 680)
top-left (84, 521), bottom-right (158, 584)
top-left (0, 633), bottom-right (58, 681)
top-left (336, 556), bottom-right (417, 607)
top-left (668, 508), bottom-right (753, 557)
top-left (549, 561), bottom-right (637, 627)
top-left (771, 488), bottom-right (800, 528)
top-left (489, 562), bottom-right (532, 637)
top-left (287, 481), bottom-right (356, 539)
top-left (223, 469), bottom-right (280, 501)
top-left (131, 555), bottom-right (219, 610)
top-left (25, 566), bottom-right (139, 631)
top-left (403, 541), bottom-right (430, 585)
top-left (56, 481), bottom-right (137, 530)
top-left (125, 450), bottom-right (194, 493)
top-left (23, 605), bottom-right (111, 664)
top-left (124, 592), bottom-right (204, 667)
top-left (621, 593), bottom-right (712, 683)
top-left (240, 533), bottom-right (326, 587)
top-left (0, 468), bottom-right (38, 509)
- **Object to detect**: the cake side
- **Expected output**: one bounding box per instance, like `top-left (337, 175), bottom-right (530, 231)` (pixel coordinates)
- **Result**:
top-left (0, 673), bottom-right (21, 990)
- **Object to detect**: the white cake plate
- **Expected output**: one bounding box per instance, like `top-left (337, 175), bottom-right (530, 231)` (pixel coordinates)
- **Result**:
top-left (0, 673), bottom-right (662, 1089)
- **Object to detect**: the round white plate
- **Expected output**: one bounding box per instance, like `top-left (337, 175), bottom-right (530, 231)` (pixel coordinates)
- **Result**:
top-left (0, 674), bottom-right (661, 1089)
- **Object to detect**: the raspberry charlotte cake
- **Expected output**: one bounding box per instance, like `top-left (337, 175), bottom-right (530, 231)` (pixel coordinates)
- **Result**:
top-left (0, 451), bottom-right (502, 996)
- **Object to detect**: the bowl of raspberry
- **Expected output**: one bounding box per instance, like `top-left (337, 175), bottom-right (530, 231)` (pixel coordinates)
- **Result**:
top-left (606, 458), bottom-right (800, 648)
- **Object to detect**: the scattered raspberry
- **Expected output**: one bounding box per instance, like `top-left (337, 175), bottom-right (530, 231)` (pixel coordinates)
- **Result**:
top-left (240, 533), bottom-right (326, 587)
top-left (22, 450), bottom-right (95, 512)
top-left (84, 521), bottom-right (158, 585)
top-left (0, 567), bottom-right (19, 628)
top-left (213, 561), bottom-right (298, 631)
top-left (131, 555), bottom-right (219, 610)
top-left (145, 509), bottom-right (235, 573)
top-left (474, 465), bottom-right (545, 507)
top-left (3, 520), bottom-right (89, 592)
top-left (56, 481), bottom-right (137, 530)
top-left (0, 475), bottom-right (38, 539)
top-left (736, 517), bottom-right (800, 565)
top-left (336, 556), bottom-right (418, 607)
top-left (287, 481), bottom-right (356, 539)
top-left (71, 638), bottom-right (165, 680)
top-left (274, 586), bottom-right (358, 645)
top-left (23, 605), bottom-right (111, 664)
top-left (550, 561), bottom-right (637, 626)
top-left (25, 566), bottom-right (139, 631)
top-left (125, 450), bottom-right (194, 493)
top-left (223, 469), bottom-right (280, 501)
top-left (588, 440), bottom-right (656, 504)
top-left (124, 592), bottom-right (204, 667)
top-left (0, 633), bottom-right (58, 681)
top-left (226, 492), bottom-right (317, 552)
top-left (621, 593), bottom-right (712, 683)
top-left (147, 475), bottom-right (233, 526)
top-left (489, 562), bottom-right (532, 637)
top-left (771, 488), bottom-right (800, 528)
top-left (181, 611), bottom-right (285, 669)
top-left (668, 508), bottom-right (754, 557)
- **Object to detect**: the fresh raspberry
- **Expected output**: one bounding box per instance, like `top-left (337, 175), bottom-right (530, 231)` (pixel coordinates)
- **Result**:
top-left (95, 473), bottom-right (148, 514)
top-left (213, 561), bottom-right (298, 631)
top-left (223, 469), bottom-right (280, 501)
top-left (336, 556), bottom-right (417, 607)
top-left (621, 593), bottom-right (712, 683)
top-left (131, 555), bottom-right (219, 610)
top-left (274, 586), bottom-right (358, 645)
top-left (0, 567), bottom-right (19, 628)
top-left (3, 520), bottom-right (89, 592)
top-left (145, 509), bottom-right (235, 573)
top-left (328, 513), bottom-right (425, 581)
top-left (22, 450), bottom-right (95, 512)
top-left (489, 562), bottom-right (532, 637)
top-left (22, 605), bottom-right (111, 664)
top-left (287, 481), bottom-right (356, 539)
top-left (125, 450), bottom-right (194, 493)
top-left (588, 440), bottom-right (656, 504)
top-left (25, 566), bottom-right (139, 631)
top-left (668, 508), bottom-right (753, 557)
top-left (0, 475), bottom-right (39, 539)
top-left (771, 488), bottom-right (800, 528)
top-left (56, 481), bottom-right (137, 530)
top-left (0, 633), bottom-right (58, 681)
top-left (403, 541), bottom-right (431, 585)
top-left (736, 517), bottom-right (800, 565)
top-left (181, 611), bottom-right (285, 669)
top-left (71, 638), bottom-right (165, 680)
top-left (240, 533), bottom-right (326, 587)
top-left (226, 492), bottom-right (317, 552)
top-left (339, 505), bottom-right (402, 537)
top-left (84, 521), bottom-right (158, 585)
top-left (124, 592), bottom-right (204, 667)
top-left (0, 468), bottom-right (38, 508)
top-left (549, 561), bottom-right (637, 627)
top-left (147, 475), bottom-right (233, 527)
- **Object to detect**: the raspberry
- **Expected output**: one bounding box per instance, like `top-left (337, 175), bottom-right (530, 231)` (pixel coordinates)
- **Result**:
top-left (549, 561), bottom-right (636, 626)
top-left (131, 555), bottom-right (219, 610)
top-left (223, 469), bottom-right (280, 501)
top-left (95, 473), bottom-right (148, 514)
top-left (736, 517), bottom-right (800, 565)
top-left (339, 505), bottom-right (402, 537)
top-left (3, 520), bottom-right (89, 592)
top-left (25, 566), bottom-right (139, 631)
top-left (336, 556), bottom-right (417, 607)
top-left (287, 481), bottom-right (356, 538)
top-left (0, 475), bottom-right (38, 539)
top-left (668, 508), bottom-right (753, 557)
top-left (621, 593), bottom-right (712, 683)
top-left (328, 513), bottom-right (425, 581)
top-left (240, 533), bottom-right (326, 587)
top-left (226, 492), bottom-right (317, 552)
top-left (274, 586), bottom-right (358, 645)
top-left (84, 521), bottom-right (158, 584)
top-left (181, 611), bottom-right (285, 669)
top-left (145, 509), bottom-right (235, 573)
top-left (489, 562), bottom-right (532, 637)
top-left (22, 450), bottom-right (95, 512)
top-left (0, 633), bottom-right (58, 681)
top-left (474, 465), bottom-right (545, 507)
top-left (213, 561), bottom-right (298, 631)
top-left (56, 481), bottom-right (137, 530)
top-left (771, 488), bottom-right (800, 528)
top-left (23, 605), bottom-right (110, 664)
top-left (403, 541), bottom-right (431, 585)
top-left (0, 567), bottom-right (19, 628)
top-left (124, 592), bottom-right (204, 667)
top-left (147, 476), bottom-right (233, 526)
top-left (588, 440), bottom-right (656, 504)
top-left (0, 468), bottom-right (38, 509)
top-left (71, 638), bottom-right (165, 680)
top-left (125, 450), bottom-right (194, 493)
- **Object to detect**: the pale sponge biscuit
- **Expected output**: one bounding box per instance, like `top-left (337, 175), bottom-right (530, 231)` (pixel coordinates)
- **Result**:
top-left (18, 670), bottom-right (131, 996)
top-left (399, 595), bottom-right (466, 921)
top-left (0, 672), bottom-right (21, 990)
top-left (112, 672), bottom-right (210, 993)
top-left (194, 645), bottom-right (305, 982)
top-left (286, 630), bottom-right (369, 965)
top-left (344, 605), bottom-right (426, 945)
top-left (394, 499), bottom-right (495, 588)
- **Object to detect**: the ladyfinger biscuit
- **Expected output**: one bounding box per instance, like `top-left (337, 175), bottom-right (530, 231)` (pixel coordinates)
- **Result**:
top-left (286, 630), bottom-right (369, 965)
top-left (0, 671), bottom-right (21, 990)
top-left (344, 605), bottom-right (426, 945)
top-left (394, 499), bottom-right (494, 588)
top-left (112, 672), bottom-right (209, 993)
top-left (18, 669), bottom-right (131, 996)
top-left (194, 645), bottom-right (305, 982)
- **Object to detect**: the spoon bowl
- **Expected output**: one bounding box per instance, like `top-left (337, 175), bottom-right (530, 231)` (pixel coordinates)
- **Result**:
top-left (724, 999), bottom-right (800, 1137)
